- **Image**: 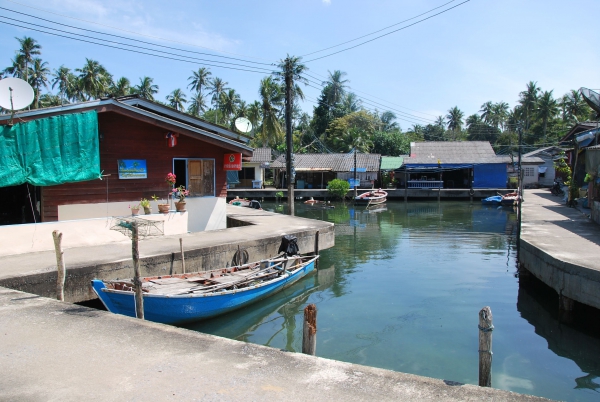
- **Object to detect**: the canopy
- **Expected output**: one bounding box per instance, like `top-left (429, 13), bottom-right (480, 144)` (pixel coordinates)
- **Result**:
top-left (0, 111), bottom-right (100, 187)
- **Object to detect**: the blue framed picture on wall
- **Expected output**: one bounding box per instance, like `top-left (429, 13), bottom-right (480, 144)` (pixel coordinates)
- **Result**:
top-left (117, 159), bottom-right (147, 179)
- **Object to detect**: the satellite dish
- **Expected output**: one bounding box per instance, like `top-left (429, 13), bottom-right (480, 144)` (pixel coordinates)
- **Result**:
top-left (580, 87), bottom-right (600, 118)
top-left (235, 117), bottom-right (253, 134)
top-left (0, 78), bottom-right (35, 111)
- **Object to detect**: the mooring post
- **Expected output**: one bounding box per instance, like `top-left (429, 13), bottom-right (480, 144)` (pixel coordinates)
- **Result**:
top-left (302, 304), bottom-right (317, 355)
top-left (131, 222), bottom-right (144, 320)
top-left (52, 230), bottom-right (66, 301)
top-left (314, 231), bottom-right (320, 269)
top-left (179, 237), bottom-right (186, 274)
top-left (404, 172), bottom-right (408, 202)
top-left (478, 306), bottom-right (493, 387)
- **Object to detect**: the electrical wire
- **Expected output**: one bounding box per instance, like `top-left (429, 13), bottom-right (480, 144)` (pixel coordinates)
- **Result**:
top-left (304, 0), bottom-right (471, 62)
top-left (302, 0), bottom-right (458, 57)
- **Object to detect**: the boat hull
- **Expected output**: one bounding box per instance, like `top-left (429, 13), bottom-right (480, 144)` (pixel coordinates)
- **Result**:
top-left (92, 258), bottom-right (316, 325)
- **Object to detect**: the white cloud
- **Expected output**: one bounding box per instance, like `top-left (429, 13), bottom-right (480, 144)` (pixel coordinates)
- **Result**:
top-left (322, 0), bottom-right (331, 5)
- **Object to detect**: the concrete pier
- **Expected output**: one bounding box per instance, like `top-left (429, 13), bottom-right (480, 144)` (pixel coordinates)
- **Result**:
top-left (0, 286), bottom-right (548, 401)
top-left (0, 205), bottom-right (334, 302)
top-left (519, 189), bottom-right (600, 311)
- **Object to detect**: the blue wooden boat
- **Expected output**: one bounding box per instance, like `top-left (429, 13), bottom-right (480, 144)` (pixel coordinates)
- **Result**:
top-left (91, 255), bottom-right (318, 325)
top-left (481, 195), bottom-right (502, 206)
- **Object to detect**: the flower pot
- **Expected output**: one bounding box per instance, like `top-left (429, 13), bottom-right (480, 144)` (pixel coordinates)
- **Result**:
top-left (143, 207), bottom-right (151, 215)
top-left (131, 208), bottom-right (140, 215)
top-left (175, 201), bottom-right (186, 212)
top-left (158, 204), bottom-right (170, 214)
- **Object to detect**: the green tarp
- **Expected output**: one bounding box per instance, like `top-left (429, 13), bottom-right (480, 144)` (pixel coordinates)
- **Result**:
top-left (0, 111), bottom-right (100, 187)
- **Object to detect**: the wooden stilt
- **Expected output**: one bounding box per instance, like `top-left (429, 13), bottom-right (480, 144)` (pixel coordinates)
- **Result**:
top-left (314, 231), bottom-right (320, 269)
top-left (478, 306), bottom-right (493, 387)
top-left (131, 222), bottom-right (144, 320)
top-left (52, 230), bottom-right (66, 301)
top-left (302, 304), bottom-right (317, 355)
top-left (179, 237), bottom-right (186, 274)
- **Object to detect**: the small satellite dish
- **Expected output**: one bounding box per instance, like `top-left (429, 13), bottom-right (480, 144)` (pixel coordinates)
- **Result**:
top-left (0, 78), bottom-right (35, 111)
top-left (235, 117), bottom-right (253, 134)
top-left (580, 87), bottom-right (600, 118)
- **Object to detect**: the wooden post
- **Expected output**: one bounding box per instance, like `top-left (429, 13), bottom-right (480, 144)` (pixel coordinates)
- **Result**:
top-left (131, 222), bottom-right (144, 320)
top-left (313, 231), bottom-right (320, 269)
top-left (52, 230), bottom-right (66, 301)
top-left (478, 306), bottom-right (493, 387)
top-left (302, 303), bottom-right (317, 355)
top-left (179, 237), bottom-right (186, 274)
top-left (404, 172), bottom-right (408, 202)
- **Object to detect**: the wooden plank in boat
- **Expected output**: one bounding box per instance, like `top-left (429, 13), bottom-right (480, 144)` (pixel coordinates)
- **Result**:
top-left (149, 277), bottom-right (189, 285)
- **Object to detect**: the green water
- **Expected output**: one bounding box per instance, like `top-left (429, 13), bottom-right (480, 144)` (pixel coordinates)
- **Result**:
top-left (184, 200), bottom-right (600, 401)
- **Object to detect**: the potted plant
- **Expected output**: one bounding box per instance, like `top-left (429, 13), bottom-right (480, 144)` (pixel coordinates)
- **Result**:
top-left (140, 198), bottom-right (151, 214)
top-left (153, 195), bottom-right (170, 214)
top-left (171, 185), bottom-right (190, 212)
top-left (130, 204), bottom-right (140, 215)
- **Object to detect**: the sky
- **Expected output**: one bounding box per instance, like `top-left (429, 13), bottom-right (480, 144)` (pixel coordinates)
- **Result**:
top-left (1, 0), bottom-right (599, 129)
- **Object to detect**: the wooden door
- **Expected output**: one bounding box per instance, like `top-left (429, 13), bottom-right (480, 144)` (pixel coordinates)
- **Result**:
top-left (188, 160), bottom-right (203, 196)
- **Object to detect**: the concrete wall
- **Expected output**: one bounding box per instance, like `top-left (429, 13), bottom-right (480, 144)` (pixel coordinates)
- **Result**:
top-left (186, 197), bottom-right (226, 232)
top-left (519, 239), bottom-right (600, 310)
top-left (0, 213), bottom-right (188, 257)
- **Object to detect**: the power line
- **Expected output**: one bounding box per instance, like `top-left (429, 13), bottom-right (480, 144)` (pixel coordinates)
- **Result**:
top-left (0, 15), bottom-right (275, 72)
top-left (4, 0), bottom-right (273, 63)
top-left (304, 0), bottom-right (471, 62)
top-left (0, 6), bottom-right (273, 66)
top-left (302, 0), bottom-right (458, 57)
top-left (0, 20), bottom-right (271, 75)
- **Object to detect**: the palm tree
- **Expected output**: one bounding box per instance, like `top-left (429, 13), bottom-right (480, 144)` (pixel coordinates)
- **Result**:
top-left (219, 88), bottom-right (241, 124)
top-left (111, 77), bottom-right (132, 97)
top-left (519, 81), bottom-right (540, 130)
top-left (380, 111), bottom-right (398, 131)
top-left (133, 76), bottom-right (159, 100)
top-left (340, 92), bottom-right (362, 114)
top-left (561, 90), bottom-right (588, 123)
top-left (3, 54), bottom-right (26, 79)
top-left (536, 90), bottom-right (559, 143)
top-left (187, 91), bottom-right (208, 117)
top-left (480, 101), bottom-right (495, 126)
top-left (39, 93), bottom-right (62, 108)
top-left (188, 67), bottom-right (212, 95)
top-left (322, 70), bottom-right (349, 107)
top-left (258, 76), bottom-right (284, 147)
top-left (166, 88), bottom-right (187, 111)
top-left (247, 100), bottom-right (262, 134)
top-left (51, 65), bottom-right (73, 105)
top-left (76, 59), bottom-right (110, 100)
top-left (446, 106), bottom-right (464, 138)
top-left (209, 77), bottom-right (228, 123)
top-left (435, 115), bottom-right (446, 129)
top-left (493, 102), bottom-right (510, 130)
top-left (29, 58), bottom-right (50, 108)
top-left (16, 36), bottom-right (41, 84)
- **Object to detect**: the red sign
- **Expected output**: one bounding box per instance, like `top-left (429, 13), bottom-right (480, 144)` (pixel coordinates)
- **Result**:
top-left (223, 153), bottom-right (242, 171)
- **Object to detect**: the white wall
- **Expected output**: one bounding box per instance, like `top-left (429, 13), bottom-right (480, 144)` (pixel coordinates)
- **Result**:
top-left (184, 197), bottom-right (227, 232)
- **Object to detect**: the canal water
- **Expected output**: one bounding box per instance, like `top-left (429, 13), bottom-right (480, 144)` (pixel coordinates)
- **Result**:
top-left (183, 200), bottom-right (600, 401)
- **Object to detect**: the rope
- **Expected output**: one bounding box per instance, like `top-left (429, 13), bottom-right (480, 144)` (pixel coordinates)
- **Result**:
top-left (478, 324), bottom-right (494, 333)
top-left (232, 246), bottom-right (249, 266)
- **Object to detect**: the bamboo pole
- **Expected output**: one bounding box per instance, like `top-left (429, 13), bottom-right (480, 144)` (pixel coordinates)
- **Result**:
top-left (478, 306), bottom-right (493, 387)
top-left (179, 237), bottom-right (186, 274)
top-left (131, 222), bottom-right (144, 320)
top-left (302, 304), bottom-right (317, 355)
top-left (52, 230), bottom-right (66, 301)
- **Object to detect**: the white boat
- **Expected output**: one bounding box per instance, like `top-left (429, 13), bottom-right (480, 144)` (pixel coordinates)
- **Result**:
top-left (355, 189), bottom-right (387, 205)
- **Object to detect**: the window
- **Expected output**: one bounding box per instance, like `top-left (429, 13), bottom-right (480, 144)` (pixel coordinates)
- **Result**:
top-left (173, 158), bottom-right (215, 197)
top-left (524, 167), bottom-right (534, 177)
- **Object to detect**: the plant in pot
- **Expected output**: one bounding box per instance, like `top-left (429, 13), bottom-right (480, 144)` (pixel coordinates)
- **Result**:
top-left (153, 194), bottom-right (170, 214)
top-left (171, 185), bottom-right (190, 212)
top-left (130, 203), bottom-right (141, 215)
top-left (140, 198), bottom-right (151, 214)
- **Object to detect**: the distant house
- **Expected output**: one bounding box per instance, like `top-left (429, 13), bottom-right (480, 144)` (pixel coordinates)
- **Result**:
top-left (0, 96), bottom-right (252, 231)
top-left (270, 153), bottom-right (381, 189)
top-left (380, 156), bottom-right (405, 188)
top-left (522, 146), bottom-right (565, 187)
top-left (560, 121), bottom-right (600, 186)
top-left (397, 141), bottom-right (543, 189)
top-left (233, 147), bottom-right (275, 189)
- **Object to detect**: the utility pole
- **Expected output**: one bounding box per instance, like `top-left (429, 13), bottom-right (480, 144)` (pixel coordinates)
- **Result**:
top-left (517, 125), bottom-right (523, 253)
top-left (284, 57), bottom-right (295, 216)
top-left (353, 147), bottom-right (358, 199)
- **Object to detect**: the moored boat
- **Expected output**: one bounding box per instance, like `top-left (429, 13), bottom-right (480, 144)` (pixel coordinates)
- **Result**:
top-left (355, 189), bottom-right (387, 205)
top-left (92, 254), bottom-right (318, 325)
top-left (500, 191), bottom-right (519, 207)
top-left (481, 195), bottom-right (502, 206)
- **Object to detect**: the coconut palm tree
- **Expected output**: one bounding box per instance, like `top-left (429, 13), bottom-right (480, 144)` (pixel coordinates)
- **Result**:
top-left (380, 111), bottom-right (398, 132)
top-left (493, 101), bottom-right (510, 130)
top-left (16, 36), bottom-right (41, 84)
top-left (76, 59), bottom-right (110, 100)
top-left (3, 54), bottom-right (26, 79)
top-left (133, 76), bottom-right (159, 100)
top-left (39, 93), bottom-right (62, 108)
top-left (187, 91), bottom-right (208, 117)
top-left (322, 70), bottom-right (348, 107)
top-left (519, 81), bottom-right (540, 130)
top-left (480, 101), bottom-right (495, 126)
top-left (536, 90), bottom-right (559, 143)
top-left (51, 65), bottom-right (73, 105)
top-left (340, 92), bottom-right (362, 115)
top-left (258, 76), bottom-right (284, 147)
top-left (29, 58), bottom-right (50, 108)
top-left (446, 106), bottom-right (464, 139)
top-left (561, 90), bottom-right (589, 123)
top-left (434, 115), bottom-right (446, 129)
top-left (219, 88), bottom-right (241, 124)
top-left (111, 77), bottom-right (132, 97)
top-left (209, 77), bottom-right (228, 123)
top-left (166, 88), bottom-right (187, 111)
top-left (247, 100), bottom-right (262, 134)
top-left (188, 67), bottom-right (212, 95)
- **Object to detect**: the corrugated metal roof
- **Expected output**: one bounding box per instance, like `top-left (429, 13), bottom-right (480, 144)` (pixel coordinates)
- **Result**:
top-left (245, 147), bottom-right (273, 162)
top-left (380, 156), bottom-right (404, 170)
top-left (271, 153), bottom-right (381, 172)
top-left (404, 141), bottom-right (507, 164)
